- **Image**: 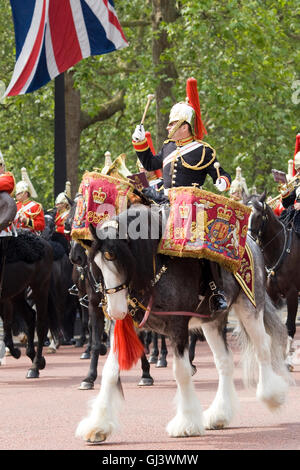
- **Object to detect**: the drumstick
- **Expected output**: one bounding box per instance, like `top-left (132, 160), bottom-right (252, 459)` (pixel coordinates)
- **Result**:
top-left (214, 162), bottom-right (221, 179)
top-left (140, 94), bottom-right (155, 126)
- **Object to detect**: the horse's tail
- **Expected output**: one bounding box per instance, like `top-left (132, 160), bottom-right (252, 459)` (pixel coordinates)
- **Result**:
top-left (236, 293), bottom-right (292, 387)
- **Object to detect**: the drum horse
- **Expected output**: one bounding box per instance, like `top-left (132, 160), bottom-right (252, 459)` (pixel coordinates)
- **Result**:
top-left (76, 190), bottom-right (291, 443)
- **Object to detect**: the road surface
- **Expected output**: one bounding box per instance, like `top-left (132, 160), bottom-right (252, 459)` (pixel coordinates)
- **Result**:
top-left (0, 326), bottom-right (300, 452)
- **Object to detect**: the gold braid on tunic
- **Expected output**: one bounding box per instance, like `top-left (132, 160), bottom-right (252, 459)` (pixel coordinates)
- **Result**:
top-left (169, 140), bottom-right (216, 176)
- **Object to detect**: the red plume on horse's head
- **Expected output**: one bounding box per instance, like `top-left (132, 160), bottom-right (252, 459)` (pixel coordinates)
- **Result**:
top-left (186, 77), bottom-right (207, 140)
top-left (293, 133), bottom-right (300, 176)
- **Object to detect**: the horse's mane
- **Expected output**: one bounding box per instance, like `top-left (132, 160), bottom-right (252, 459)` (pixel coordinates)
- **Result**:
top-left (245, 192), bottom-right (268, 211)
top-left (91, 204), bottom-right (163, 292)
top-left (246, 192), bottom-right (281, 221)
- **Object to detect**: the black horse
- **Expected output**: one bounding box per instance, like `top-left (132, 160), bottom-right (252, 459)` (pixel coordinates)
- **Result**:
top-left (76, 203), bottom-right (290, 443)
top-left (0, 192), bottom-right (55, 378)
top-left (247, 192), bottom-right (300, 369)
top-left (42, 208), bottom-right (79, 347)
top-left (68, 239), bottom-right (108, 389)
top-left (148, 332), bottom-right (168, 367)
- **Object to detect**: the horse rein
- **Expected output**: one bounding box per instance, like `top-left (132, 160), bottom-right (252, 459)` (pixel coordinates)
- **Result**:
top-left (249, 201), bottom-right (292, 278)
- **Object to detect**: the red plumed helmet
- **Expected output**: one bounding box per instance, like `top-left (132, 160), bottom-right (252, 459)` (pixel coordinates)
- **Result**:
top-left (168, 77), bottom-right (207, 140)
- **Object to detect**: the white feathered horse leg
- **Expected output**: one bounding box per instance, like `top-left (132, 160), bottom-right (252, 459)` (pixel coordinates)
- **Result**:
top-left (166, 349), bottom-right (205, 437)
top-left (235, 295), bottom-right (289, 411)
top-left (200, 321), bottom-right (238, 429)
top-left (76, 323), bottom-right (123, 443)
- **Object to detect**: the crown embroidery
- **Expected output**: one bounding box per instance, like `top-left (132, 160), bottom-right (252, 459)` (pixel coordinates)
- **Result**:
top-left (93, 188), bottom-right (107, 204)
top-left (217, 206), bottom-right (232, 221)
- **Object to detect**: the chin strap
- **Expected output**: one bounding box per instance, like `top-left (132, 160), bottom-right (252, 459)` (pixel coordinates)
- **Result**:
top-left (167, 119), bottom-right (185, 139)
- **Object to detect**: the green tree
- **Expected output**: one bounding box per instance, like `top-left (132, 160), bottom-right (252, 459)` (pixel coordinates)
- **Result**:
top-left (0, 0), bottom-right (298, 207)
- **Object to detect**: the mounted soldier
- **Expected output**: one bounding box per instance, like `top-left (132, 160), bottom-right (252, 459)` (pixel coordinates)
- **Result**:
top-left (132, 77), bottom-right (232, 314)
top-left (15, 168), bottom-right (45, 234)
top-left (0, 151), bottom-right (17, 237)
top-left (54, 191), bottom-right (71, 240)
top-left (279, 135), bottom-right (300, 235)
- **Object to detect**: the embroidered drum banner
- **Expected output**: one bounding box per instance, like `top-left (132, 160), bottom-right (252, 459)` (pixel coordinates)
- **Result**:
top-left (71, 171), bottom-right (133, 242)
top-left (158, 187), bottom-right (251, 273)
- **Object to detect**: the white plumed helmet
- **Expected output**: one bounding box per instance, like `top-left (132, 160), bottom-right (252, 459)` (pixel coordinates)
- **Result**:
top-left (55, 192), bottom-right (69, 205)
top-left (0, 150), bottom-right (5, 169)
top-left (16, 180), bottom-right (30, 195)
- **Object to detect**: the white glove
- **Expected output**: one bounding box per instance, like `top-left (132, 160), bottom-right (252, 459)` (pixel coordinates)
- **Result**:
top-left (215, 177), bottom-right (227, 192)
top-left (132, 124), bottom-right (146, 142)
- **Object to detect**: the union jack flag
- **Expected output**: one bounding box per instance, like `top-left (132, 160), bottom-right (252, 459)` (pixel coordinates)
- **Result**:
top-left (5, 0), bottom-right (128, 97)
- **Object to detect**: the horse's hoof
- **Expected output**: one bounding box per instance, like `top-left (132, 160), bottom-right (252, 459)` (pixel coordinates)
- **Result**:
top-left (80, 352), bottom-right (91, 360)
top-left (12, 348), bottom-right (21, 359)
top-left (287, 363), bottom-right (294, 372)
top-left (47, 348), bottom-right (56, 354)
top-left (26, 369), bottom-right (39, 379)
top-left (86, 432), bottom-right (107, 444)
top-left (99, 344), bottom-right (107, 356)
top-left (149, 355), bottom-right (158, 364)
top-left (156, 357), bottom-right (167, 368)
top-left (138, 377), bottom-right (154, 386)
top-left (78, 381), bottom-right (94, 390)
top-left (38, 357), bottom-right (46, 370)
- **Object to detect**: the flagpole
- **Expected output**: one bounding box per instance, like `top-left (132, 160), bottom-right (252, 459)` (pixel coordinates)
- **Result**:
top-left (54, 73), bottom-right (67, 200)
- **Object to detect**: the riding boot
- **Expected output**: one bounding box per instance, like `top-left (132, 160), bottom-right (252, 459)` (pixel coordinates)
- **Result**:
top-left (206, 261), bottom-right (228, 314)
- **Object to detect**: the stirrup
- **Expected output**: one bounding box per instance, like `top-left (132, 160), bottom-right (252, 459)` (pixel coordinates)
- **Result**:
top-left (208, 282), bottom-right (228, 313)
top-left (68, 284), bottom-right (79, 296)
top-left (79, 295), bottom-right (89, 308)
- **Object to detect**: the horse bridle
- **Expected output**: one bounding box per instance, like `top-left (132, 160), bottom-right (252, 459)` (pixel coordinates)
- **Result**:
top-left (249, 201), bottom-right (292, 277)
top-left (248, 201), bottom-right (269, 246)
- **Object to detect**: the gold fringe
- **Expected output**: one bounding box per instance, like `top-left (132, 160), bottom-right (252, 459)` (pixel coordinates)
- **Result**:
top-left (158, 243), bottom-right (240, 273)
top-left (233, 244), bottom-right (256, 307)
